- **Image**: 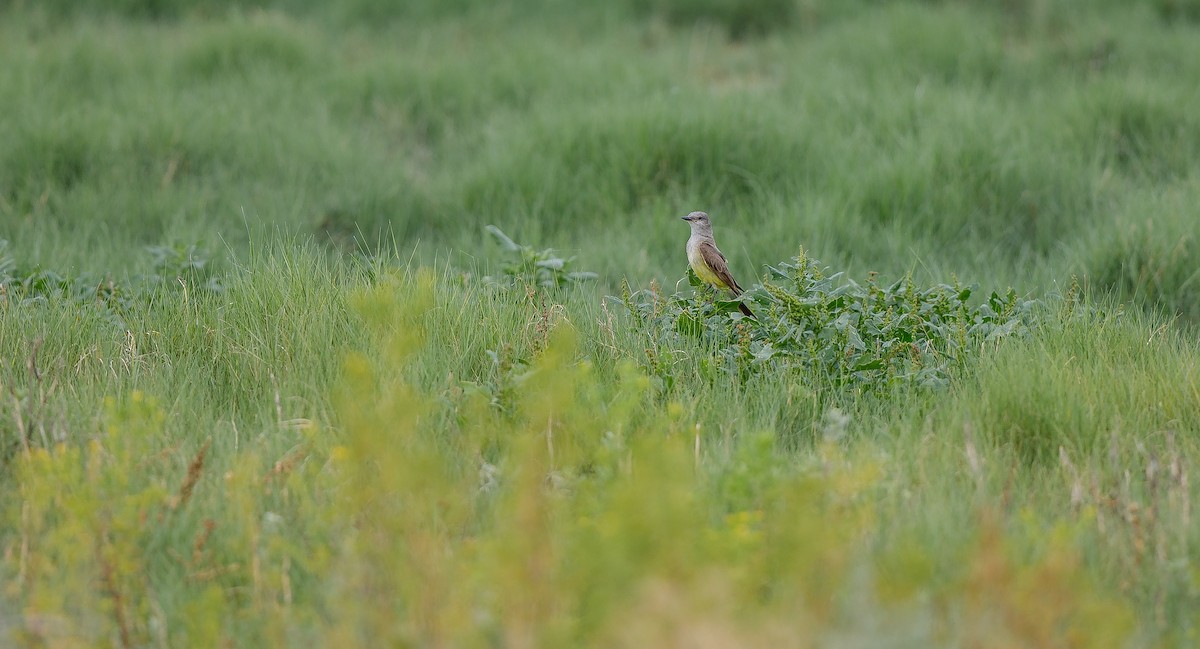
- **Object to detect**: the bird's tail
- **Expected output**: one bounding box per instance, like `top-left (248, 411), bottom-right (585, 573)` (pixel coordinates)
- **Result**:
top-left (738, 302), bottom-right (755, 319)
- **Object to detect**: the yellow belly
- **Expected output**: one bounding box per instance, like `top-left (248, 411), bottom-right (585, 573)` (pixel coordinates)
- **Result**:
top-left (688, 247), bottom-right (729, 290)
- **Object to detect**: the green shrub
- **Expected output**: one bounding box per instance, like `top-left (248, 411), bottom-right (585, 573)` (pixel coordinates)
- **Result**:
top-left (482, 225), bottom-right (598, 291)
top-left (620, 249), bottom-right (1038, 394)
top-left (0, 240), bottom-right (222, 328)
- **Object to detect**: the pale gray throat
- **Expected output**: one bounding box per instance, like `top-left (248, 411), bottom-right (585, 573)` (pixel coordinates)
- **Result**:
top-left (687, 223), bottom-right (716, 246)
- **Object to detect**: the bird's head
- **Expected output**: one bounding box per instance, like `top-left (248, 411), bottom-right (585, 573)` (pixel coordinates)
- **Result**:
top-left (681, 211), bottom-right (712, 233)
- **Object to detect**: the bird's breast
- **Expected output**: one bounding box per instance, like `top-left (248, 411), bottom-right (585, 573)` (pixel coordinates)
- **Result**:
top-left (686, 236), bottom-right (724, 287)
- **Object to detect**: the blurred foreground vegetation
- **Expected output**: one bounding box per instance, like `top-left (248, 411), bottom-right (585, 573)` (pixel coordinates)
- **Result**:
top-left (2, 0), bottom-right (1200, 646)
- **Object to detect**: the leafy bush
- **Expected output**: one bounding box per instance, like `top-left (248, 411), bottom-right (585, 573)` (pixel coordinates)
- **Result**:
top-left (483, 225), bottom-right (597, 291)
top-left (1, 240), bottom-right (134, 326)
top-left (620, 249), bottom-right (1038, 393)
top-left (146, 242), bottom-right (224, 293)
top-left (0, 240), bottom-right (222, 327)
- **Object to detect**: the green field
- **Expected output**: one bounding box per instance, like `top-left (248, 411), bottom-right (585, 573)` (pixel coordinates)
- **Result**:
top-left (3, 0), bottom-right (1200, 646)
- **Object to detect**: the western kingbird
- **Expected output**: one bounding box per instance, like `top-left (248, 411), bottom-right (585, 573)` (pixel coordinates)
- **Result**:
top-left (681, 211), bottom-right (755, 318)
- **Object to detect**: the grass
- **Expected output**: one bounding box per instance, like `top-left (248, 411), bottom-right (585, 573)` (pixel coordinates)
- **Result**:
top-left (2, 0), bottom-right (1200, 646)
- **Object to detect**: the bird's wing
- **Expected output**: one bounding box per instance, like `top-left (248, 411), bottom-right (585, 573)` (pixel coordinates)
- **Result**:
top-left (698, 241), bottom-right (744, 295)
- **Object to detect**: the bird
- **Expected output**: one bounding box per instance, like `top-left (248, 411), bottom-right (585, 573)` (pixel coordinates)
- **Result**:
top-left (681, 211), bottom-right (755, 318)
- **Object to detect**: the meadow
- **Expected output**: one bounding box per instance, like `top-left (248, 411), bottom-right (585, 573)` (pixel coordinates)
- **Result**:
top-left (2, 0), bottom-right (1200, 646)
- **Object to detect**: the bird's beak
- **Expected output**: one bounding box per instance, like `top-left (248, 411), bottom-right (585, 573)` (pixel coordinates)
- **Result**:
top-left (681, 215), bottom-right (691, 221)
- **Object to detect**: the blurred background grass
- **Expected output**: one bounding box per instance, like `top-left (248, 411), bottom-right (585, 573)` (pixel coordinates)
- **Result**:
top-left (3, 0), bottom-right (1199, 319)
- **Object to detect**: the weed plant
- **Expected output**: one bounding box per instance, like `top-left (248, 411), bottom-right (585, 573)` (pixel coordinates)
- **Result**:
top-left (482, 225), bottom-right (598, 291)
top-left (622, 248), bottom-right (1038, 393)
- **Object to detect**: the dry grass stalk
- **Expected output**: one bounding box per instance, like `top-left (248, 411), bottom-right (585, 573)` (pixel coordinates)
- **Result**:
top-left (97, 532), bottom-right (134, 649)
top-left (173, 438), bottom-right (212, 510)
